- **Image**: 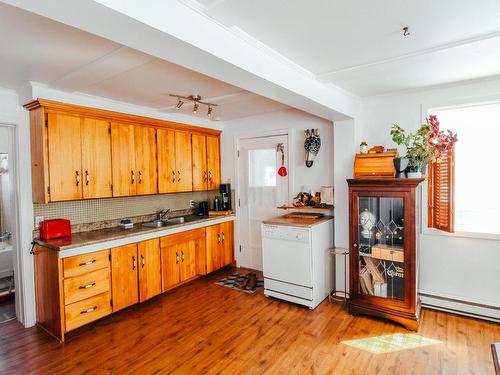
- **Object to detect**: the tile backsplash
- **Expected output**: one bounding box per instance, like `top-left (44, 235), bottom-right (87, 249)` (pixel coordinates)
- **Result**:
top-left (34, 190), bottom-right (219, 226)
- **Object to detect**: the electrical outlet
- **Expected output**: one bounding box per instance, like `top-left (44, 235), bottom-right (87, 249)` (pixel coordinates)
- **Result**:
top-left (189, 200), bottom-right (196, 208)
top-left (35, 216), bottom-right (44, 228)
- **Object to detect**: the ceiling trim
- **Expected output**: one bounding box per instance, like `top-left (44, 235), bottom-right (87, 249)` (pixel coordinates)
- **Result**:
top-left (316, 29), bottom-right (500, 82)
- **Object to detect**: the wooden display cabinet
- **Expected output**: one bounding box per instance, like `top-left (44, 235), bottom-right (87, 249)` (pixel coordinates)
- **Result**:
top-left (347, 178), bottom-right (424, 330)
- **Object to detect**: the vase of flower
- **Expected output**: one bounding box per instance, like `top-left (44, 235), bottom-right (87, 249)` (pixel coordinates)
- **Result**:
top-left (393, 156), bottom-right (409, 178)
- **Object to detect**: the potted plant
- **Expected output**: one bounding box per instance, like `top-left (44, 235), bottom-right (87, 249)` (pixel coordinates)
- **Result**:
top-left (390, 115), bottom-right (457, 178)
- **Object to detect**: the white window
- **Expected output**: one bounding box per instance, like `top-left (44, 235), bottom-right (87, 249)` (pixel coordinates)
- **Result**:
top-left (432, 103), bottom-right (500, 235)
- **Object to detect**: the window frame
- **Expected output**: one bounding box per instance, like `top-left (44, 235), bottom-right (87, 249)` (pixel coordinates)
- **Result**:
top-left (421, 97), bottom-right (500, 241)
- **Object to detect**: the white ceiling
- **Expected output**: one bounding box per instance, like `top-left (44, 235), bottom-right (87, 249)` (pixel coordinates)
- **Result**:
top-left (0, 3), bottom-right (290, 121)
top-left (188, 0), bottom-right (500, 96)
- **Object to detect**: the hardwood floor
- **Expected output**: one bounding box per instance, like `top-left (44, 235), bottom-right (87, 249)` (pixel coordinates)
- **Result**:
top-left (0, 267), bottom-right (498, 375)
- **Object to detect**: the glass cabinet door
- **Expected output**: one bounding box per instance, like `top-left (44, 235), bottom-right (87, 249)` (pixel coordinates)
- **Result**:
top-left (357, 196), bottom-right (405, 301)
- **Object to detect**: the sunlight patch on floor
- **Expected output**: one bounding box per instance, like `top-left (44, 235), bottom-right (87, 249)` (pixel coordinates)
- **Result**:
top-left (341, 333), bottom-right (441, 354)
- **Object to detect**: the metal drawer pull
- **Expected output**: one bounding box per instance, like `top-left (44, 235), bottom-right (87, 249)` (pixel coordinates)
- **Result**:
top-left (79, 259), bottom-right (96, 266)
top-left (131, 170), bottom-right (135, 184)
top-left (79, 282), bottom-right (96, 289)
top-left (176, 252), bottom-right (179, 264)
top-left (80, 306), bottom-right (98, 314)
top-left (85, 170), bottom-right (90, 185)
top-left (75, 171), bottom-right (80, 186)
top-left (172, 171), bottom-right (176, 183)
top-left (138, 171), bottom-right (142, 184)
top-left (132, 256), bottom-right (136, 270)
top-left (141, 254), bottom-right (145, 268)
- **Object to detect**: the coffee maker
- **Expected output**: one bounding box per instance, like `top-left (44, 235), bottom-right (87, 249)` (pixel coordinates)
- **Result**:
top-left (220, 183), bottom-right (231, 211)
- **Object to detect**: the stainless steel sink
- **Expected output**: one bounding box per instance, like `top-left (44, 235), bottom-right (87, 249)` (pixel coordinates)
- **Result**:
top-left (142, 217), bottom-right (185, 228)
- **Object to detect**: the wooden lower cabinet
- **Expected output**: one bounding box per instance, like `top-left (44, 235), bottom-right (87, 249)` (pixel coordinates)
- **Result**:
top-left (34, 221), bottom-right (234, 342)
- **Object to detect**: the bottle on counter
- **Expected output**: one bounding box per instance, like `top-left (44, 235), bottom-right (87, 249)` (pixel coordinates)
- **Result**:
top-left (214, 196), bottom-right (221, 211)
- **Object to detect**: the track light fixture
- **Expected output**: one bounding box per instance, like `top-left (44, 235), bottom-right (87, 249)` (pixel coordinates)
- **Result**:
top-left (169, 94), bottom-right (218, 118)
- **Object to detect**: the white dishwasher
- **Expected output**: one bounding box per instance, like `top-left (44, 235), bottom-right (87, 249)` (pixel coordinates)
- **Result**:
top-left (262, 217), bottom-right (334, 309)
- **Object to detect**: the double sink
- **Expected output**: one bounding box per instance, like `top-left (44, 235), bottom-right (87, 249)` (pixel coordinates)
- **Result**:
top-left (142, 215), bottom-right (204, 228)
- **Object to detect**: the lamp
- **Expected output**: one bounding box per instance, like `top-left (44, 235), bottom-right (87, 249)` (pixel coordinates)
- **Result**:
top-left (168, 94), bottom-right (217, 118)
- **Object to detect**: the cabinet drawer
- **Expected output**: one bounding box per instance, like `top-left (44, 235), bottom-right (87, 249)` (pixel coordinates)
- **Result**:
top-left (65, 292), bottom-right (112, 332)
top-left (63, 249), bottom-right (110, 278)
top-left (64, 268), bottom-right (110, 305)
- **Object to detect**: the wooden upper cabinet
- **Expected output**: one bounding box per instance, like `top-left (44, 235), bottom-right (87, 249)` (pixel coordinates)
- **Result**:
top-left (192, 134), bottom-right (208, 191)
top-left (157, 129), bottom-right (192, 193)
top-left (111, 243), bottom-right (139, 312)
top-left (46, 112), bottom-right (83, 201)
top-left (81, 118), bottom-right (112, 199)
top-left (111, 123), bottom-right (137, 197)
top-left (134, 126), bottom-right (158, 195)
top-left (138, 238), bottom-right (162, 302)
top-left (206, 135), bottom-right (221, 190)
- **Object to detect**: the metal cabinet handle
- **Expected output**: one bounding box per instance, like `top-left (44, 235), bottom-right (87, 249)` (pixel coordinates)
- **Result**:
top-left (217, 234), bottom-right (221, 244)
top-left (79, 259), bottom-right (96, 266)
top-left (80, 306), bottom-right (97, 314)
top-left (221, 232), bottom-right (225, 242)
top-left (203, 171), bottom-right (208, 181)
top-left (85, 170), bottom-right (90, 185)
top-left (181, 251), bottom-right (185, 262)
top-left (141, 254), bottom-right (145, 268)
top-left (79, 282), bottom-right (96, 289)
top-left (132, 256), bottom-right (136, 270)
top-left (353, 243), bottom-right (358, 248)
top-left (176, 252), bottom-right (179, 264)
top-left (177, 171), bottom-right (181, 182)
top-left (75, 171), bottom-right (80, 186)
top-left (131, 170), bottom-right (135, 184)
top-left (138, 171), bottom-right (142, 184)
top-left (208, 171), bottom-right (213, 183)
top-left (172, 171), bottom-right (176, 183)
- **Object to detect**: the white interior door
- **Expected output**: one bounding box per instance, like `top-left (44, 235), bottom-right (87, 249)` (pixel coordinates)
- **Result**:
top-left (237, 135), bottom-right (289, 271)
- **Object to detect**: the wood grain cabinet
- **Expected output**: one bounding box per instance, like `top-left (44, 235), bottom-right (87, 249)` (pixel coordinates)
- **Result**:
top-left (160, 229), bottom-right (205, 290)
top-left (347, 178), bottom-right (424, 330)
top-left (157, 129), bottom-right (193, 193)
top-left (192, 134), bottom-right (221, 191)
top-left (205, 222), bottom-right (234, 273)
top-left (26, 99), bottom-right (221, 203)
top-left (138, 238), bottom-right (162, 302)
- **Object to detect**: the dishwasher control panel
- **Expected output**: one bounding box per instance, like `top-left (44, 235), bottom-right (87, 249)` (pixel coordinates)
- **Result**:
top-left (262, 224), bottom-right (310, 243)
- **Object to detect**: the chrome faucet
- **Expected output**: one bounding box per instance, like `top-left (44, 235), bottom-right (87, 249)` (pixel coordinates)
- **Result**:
top-left (157, 209), bottom-right (171, 221)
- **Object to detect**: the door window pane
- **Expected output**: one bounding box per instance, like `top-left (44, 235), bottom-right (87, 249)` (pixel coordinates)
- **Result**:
top-left (248, 149), bottom-right (276, 187)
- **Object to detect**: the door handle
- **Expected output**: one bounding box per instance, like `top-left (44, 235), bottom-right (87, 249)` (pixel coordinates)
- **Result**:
top-left (177, 171), bottom-right (181, 182)
top-left (141, 254), bottom-right (145, 268)
top-left (217, 234), bottom-right (221, 244)
top-left (203, 171), bottom-right (208, 181)
top-left (75, 171), bottom-right (80, 186)
top-left (176, 252), bottom-right (179, 264)
top-left (85, 170), bottom-right (90, 185)
top-left (131, 170), bottom-right (135, 184)
top-left (138, 171), bottom-right (142, 184)
top-left (208, 171), bottom-right (213, 183)
top-left (221, 232), bottom-right (225, 242)
top-left (132, 255), bottom-right (136, 270)
top-left (172, 171), bottom-right (176, 183)
top-left (181, 251), bottom-right (185, 262)
top-left (79, 282), bottom-right (96, 289)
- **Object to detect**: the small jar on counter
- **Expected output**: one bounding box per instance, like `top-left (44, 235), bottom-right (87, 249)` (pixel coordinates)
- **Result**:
top-left (360, 141), bottom-right (369, 154)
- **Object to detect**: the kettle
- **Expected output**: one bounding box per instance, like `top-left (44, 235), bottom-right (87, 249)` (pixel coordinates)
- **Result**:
top-left (197, 201), bottom-right (209, 216)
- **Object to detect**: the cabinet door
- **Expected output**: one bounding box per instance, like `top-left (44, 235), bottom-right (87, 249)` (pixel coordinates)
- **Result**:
top-left (161, 243), bottom-right (180, 291)
top-left (138, 238), bottom-right (162, 302)
top-left (81, 118), bottom-right (112, 199)
top-left (206, 224), bottom-right (222, 273)
top-left (47, 112), bottom-right (82, 201)
top-left (194, 229), bottom-right (207, 275)
top-left (221, 221), bottom-right (234, 266)
top-left (157, 129), bottom-right (177, 193)
top-left (191, 134), bottom-right (207, 191)
top-left (111, 123), bottom-right (136, 197)
top-left (179, 239), bottom-right (196, 282)
top-left (206, 135), bottom-right (220, 190)
top-left (135, 126), bottom-right (158, 195)
top-left (111, 244), bottom-right (139, 311)
top-left (175, 131), bottom-right (193, 192)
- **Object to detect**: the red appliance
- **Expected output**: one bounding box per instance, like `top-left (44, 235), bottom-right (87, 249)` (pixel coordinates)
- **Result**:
top-left (39, 219), bottom-right (71, 240)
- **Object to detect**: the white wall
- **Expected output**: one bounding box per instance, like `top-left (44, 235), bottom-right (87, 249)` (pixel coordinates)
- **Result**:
top-left (221, 109), bottom-right (334, 197)
top-left (349, 79), bottom-right (500, 319)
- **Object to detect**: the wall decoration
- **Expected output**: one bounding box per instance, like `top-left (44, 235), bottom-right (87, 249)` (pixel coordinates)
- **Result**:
top-left (276, 143), bottom-right (287, 177)
top-left (304, 129), bottom-right (321, 167)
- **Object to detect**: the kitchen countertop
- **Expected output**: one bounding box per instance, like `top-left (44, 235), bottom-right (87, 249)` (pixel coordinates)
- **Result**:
top-left (262, 214), bottom-right (333, 228)
top-left (36, 215), bottom-right (235, 257)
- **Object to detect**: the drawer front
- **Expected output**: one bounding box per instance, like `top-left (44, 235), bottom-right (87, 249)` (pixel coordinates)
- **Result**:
top-left (264, 278), bottom-right (313, 300)
top-left (65, 292), bottom-right (112, 332)
top-left (64, 268), bottom-right (110, 305)
top-left (63, 249), bottom-right (110, 278)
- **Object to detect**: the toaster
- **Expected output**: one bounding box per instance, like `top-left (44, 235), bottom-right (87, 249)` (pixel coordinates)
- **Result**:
top-left (39, 219), bottom-right (71, 240)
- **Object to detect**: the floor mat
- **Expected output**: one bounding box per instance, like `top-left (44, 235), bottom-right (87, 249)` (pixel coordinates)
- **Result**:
top-left (341, 333), bottom-right (441, 354)
top-left (216, 273), bottom-right (263, 294)
top-left (0, 300), bottom-right (15, 323)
